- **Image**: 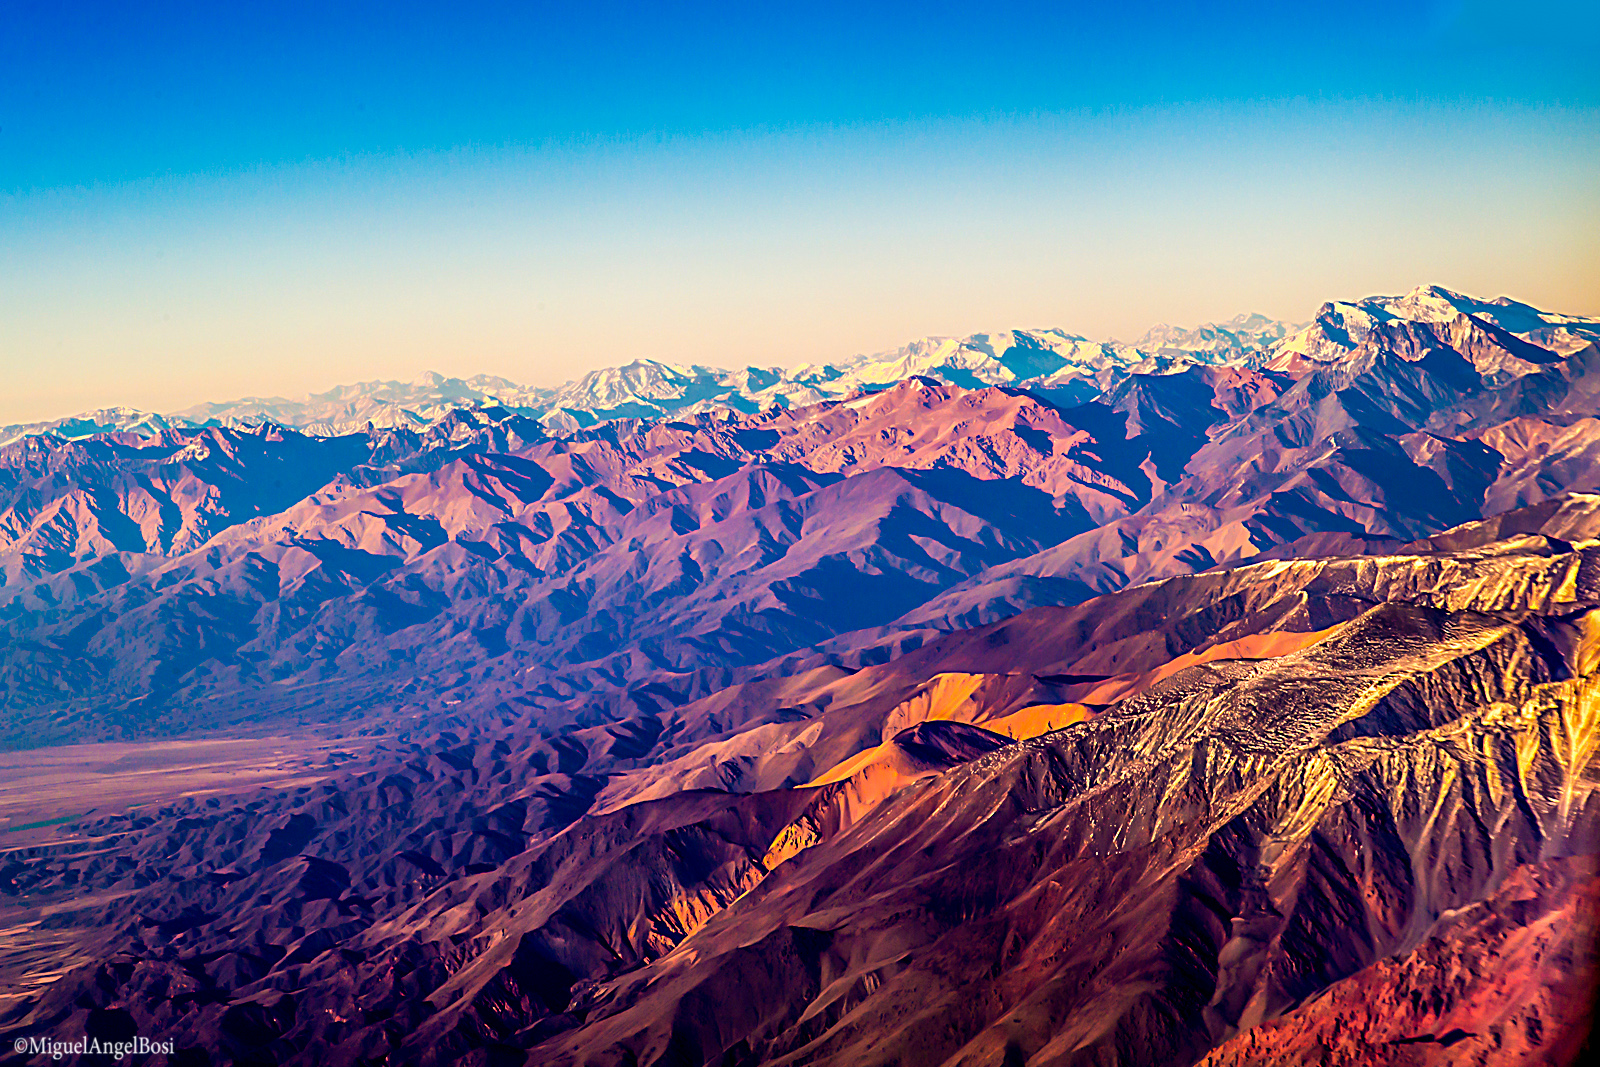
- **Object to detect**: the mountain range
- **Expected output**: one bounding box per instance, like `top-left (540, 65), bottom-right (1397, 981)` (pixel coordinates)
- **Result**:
top-left (0, 284), bottom-right (1597, 1066)
top-left (1, 284), bottom-right (1595, 748)
top-left (1, 311), bottom-right (1299, 445)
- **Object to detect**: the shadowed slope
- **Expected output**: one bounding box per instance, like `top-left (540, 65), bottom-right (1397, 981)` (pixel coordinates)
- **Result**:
top-left (2, 499), bottom-right (1595, 1066)
top-left (3, 288), bottom-right (1598, 749)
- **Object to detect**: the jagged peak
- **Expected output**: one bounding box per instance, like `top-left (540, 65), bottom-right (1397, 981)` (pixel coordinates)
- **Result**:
top-left (8, 287), bottom-right (1593, 449)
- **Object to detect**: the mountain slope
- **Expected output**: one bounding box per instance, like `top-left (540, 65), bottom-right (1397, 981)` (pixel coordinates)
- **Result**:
top-left (2, 496), bottom-right (1594, 1066)
top-left (0, 381), bottom-right (1141, 745)
top-left (891, 300), bottom-right (1600, 634)
top-left (1, 289), bottom-right (1597, 749)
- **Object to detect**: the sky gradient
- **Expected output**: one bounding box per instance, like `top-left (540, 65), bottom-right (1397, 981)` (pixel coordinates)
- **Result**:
top-left (2, 1), bottom-right (1597, 424)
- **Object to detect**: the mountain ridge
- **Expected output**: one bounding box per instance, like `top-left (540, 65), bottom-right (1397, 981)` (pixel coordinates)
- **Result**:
top-left (1, 283), bottom-right (1597, 1067)
top-left (1, 285), bottom-right (1597, 750)
top-left (9, 284), bottom-right (1592, 451)
top-left (2, 311), bottom-right (1308, 445)
top-left (3, 494), bottom-right (1594, 1066)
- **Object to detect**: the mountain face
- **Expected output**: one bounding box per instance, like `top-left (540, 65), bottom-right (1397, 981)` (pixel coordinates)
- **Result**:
top-left (0, 285), bottom-right (1597, 1066)
top-left (2, 497), bottom-right (1596, 1066)
top-left (1, 286), bottom-right (1593, 749)
top-left (1267, 286), bottom-right (1597, 379)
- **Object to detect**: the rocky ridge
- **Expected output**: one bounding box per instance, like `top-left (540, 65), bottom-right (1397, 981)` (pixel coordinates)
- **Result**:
top-left (0, 283), bottom-right (1598, 1064)
top-left (1, 496), bottom-right (1595, 1065)
top-left (2, 312), bottom-right (1298, 444)
top-left (1, 287), bottom-right (1595, 748)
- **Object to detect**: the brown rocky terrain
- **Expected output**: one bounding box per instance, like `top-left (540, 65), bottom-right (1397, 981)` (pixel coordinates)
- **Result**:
top-left (1, 496), bottom-right (1595, 1065)
top-left (0, 286), bottom-right (1597, 1065)
top-left (1, 287), bottom-right (1596, 752)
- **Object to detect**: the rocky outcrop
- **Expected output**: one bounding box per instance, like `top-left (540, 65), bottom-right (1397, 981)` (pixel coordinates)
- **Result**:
top-left (1, 285), bottom-right (1598, 1064)
top-left (2, 498), bottom-right (1595, 1065)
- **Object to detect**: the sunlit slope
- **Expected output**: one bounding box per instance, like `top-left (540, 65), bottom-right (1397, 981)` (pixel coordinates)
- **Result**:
top-left (536, 544), bottom-right (1599, 1067)
top-left (4, 497), bottom-right (1595, 1066)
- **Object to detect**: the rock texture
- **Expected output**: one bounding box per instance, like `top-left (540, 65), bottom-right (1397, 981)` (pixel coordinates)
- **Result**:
top-left (1, 497), bottom-right (1597, 1066)
top-left (0, 285), bottom-right (1597, 1066)
top-left (0, 287), bottom-right (1595, 748)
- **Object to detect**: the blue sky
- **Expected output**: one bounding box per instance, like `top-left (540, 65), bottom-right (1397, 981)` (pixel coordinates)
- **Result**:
top-left (1, 1), bottom-right (1596, 421)
top-left (4, 1), bottom-right (1594, 187)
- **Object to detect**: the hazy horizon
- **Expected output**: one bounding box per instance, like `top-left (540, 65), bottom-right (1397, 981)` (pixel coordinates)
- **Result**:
top-left (2, 267), bottom-right (1594, 428)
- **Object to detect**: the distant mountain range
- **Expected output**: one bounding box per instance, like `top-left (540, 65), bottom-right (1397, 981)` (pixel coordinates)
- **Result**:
top-left (2, 309), bottom-right (1301, 445)
top-left (11, 287), bottom-right (1592, 449)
